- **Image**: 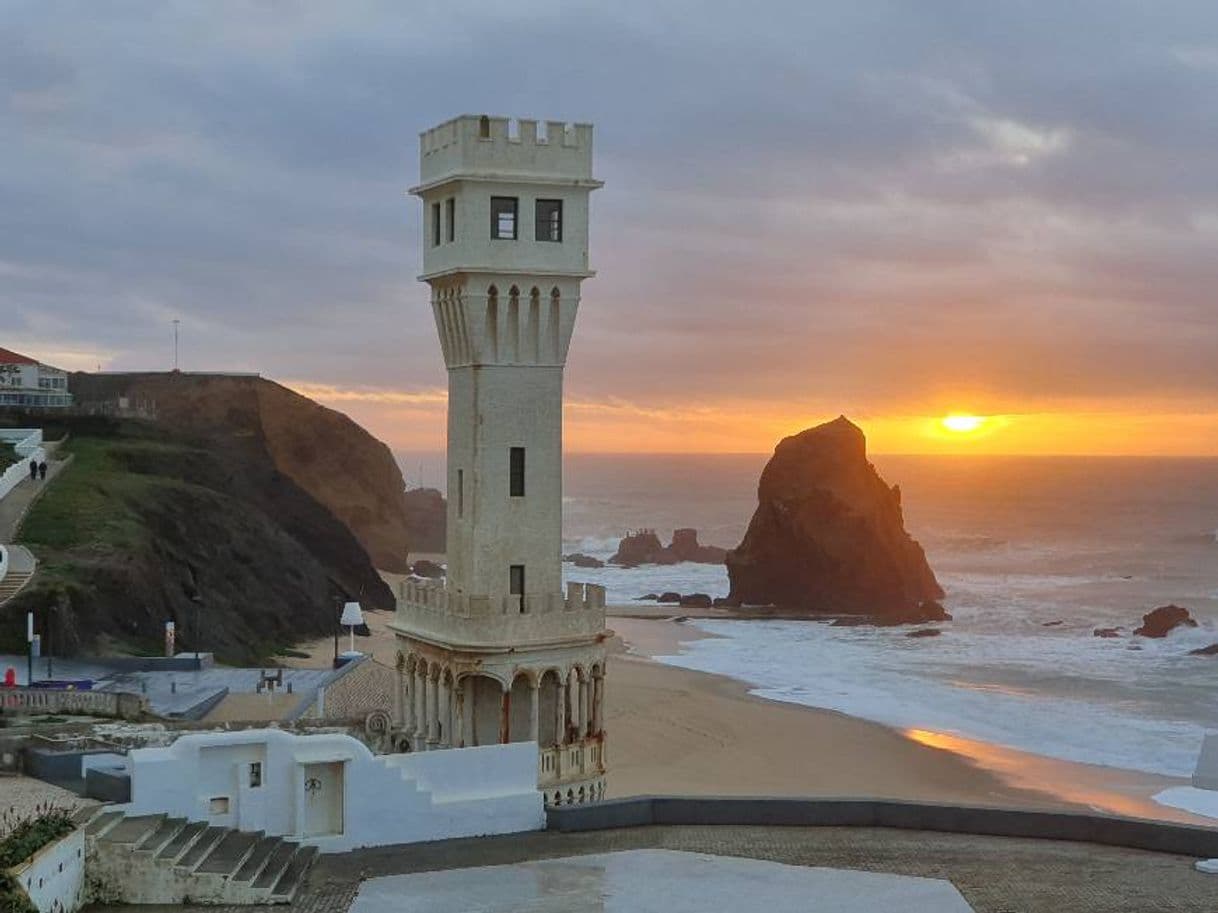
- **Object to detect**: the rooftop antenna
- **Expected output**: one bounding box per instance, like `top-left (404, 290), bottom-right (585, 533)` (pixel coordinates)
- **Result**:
top-left (172, 319), bottom-right (180, 371)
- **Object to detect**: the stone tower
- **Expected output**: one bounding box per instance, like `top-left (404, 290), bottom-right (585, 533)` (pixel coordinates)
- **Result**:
top-left (389, 115), bottom-right (608, 806)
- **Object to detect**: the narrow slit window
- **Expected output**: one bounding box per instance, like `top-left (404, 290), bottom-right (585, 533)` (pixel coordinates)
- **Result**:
top-left (431, 202), bottom-right (441, 247)
top-left (535, 199), bottom-right (562, 242)
top-left (445, 198), bottom-right (455, 242)
top-left (491, 196), bottom-right (518, 239)
top-left (457, 469), bottom-right (464, 518)
top-left (509, 447), bottom-right (525, 497)
top-left (510, 564), bottom-right (525, 597)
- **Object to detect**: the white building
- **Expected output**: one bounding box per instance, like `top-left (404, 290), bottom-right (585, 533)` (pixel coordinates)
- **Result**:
top-left (0, 348), bottom-right (71, 408)
top-left (390, 114), bottom-right (609, 806)
top-left (117, 728), bottom-right (544, 853)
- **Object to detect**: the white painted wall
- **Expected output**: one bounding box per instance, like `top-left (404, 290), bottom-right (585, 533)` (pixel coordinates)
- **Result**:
top-left (118, 729), bottom-right (543, 853)
top-left (8, 828), bottom-right (85, 913)
top-left (0, 430), bottom-right (47, 500)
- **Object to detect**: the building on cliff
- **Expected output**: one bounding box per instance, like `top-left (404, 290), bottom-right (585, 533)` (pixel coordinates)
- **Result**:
top-left (0, 347), bottom-right (72, 408)
top-left (389, 115), bottom-right (609, 807)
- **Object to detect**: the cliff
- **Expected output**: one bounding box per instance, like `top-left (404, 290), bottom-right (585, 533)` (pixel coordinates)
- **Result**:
top-left (69, 372), bottom-right (412, 571)
top-left (726, 416), bottom-right (944, 620)
top-left (402, 487), bottom-right (446, 554)
top-left (3, 413), bottom-right (394, 664)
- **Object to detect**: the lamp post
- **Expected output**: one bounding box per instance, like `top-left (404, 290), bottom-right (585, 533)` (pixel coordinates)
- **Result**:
top-left (339, 601), bottom-right (364, 656)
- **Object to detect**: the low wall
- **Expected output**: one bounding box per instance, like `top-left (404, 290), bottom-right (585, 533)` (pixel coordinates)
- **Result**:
top-left (546, 796), bottom-right (1218, 859)
top-left (0, 688), bottom-right (147, 720)
top-left (7, 828), bottom-right (85, 913)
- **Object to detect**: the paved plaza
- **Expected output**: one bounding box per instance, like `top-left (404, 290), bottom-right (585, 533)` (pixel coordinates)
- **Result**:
top-left (89, 824), bottom-right (1218, 913)
top-left (348, 849), bottom-right (975, 913)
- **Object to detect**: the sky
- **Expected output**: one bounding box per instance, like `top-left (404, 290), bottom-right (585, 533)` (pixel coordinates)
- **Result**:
top-left (3, 1), bottom-right (1217, 455)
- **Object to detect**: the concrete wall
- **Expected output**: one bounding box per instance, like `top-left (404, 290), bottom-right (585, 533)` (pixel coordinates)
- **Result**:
top-left (0, 429), bottom-right (45, 500)
top-left (547, 796), bottom-right (1218, 859)
top-left (118, 728), bottom-right (544, 853)
top-left (0, 688), bottom-right (147, 720)
top-left (8, 828), bottom-right (85, 913)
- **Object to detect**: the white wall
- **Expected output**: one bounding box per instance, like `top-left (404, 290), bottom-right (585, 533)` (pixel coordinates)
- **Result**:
top-left (0, 430), bottom-right (46, 501)
top-left (9, 828), bottom-right (85, 913)
top-left (119, 729), bottom-right (543, 853)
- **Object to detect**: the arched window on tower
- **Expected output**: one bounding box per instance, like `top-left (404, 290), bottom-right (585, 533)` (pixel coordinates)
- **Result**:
top-left (486, 285), bottom-right (499, 363)
top-left (507, 287), bottom-right (520, 362)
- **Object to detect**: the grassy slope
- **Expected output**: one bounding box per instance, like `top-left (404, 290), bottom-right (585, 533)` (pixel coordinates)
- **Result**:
top-left (9, 422), bottom-right (388, 664)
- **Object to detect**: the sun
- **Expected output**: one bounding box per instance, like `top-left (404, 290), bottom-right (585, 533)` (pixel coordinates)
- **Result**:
top-left (941, 414), bottom-right (986, 433)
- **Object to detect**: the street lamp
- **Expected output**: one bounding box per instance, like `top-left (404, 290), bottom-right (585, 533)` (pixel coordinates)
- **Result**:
top-left (339, 601), bottom-right (364, 657)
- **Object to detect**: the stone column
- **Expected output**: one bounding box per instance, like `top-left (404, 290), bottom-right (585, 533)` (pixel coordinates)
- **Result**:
top-left (528, 679), bottom-right (540, 743)
top-left (414, 665), bottom-right (427, 745)
top-left (498, 688), bottom-right (510, 744)
top-left (438, 675), bottom-right (452, 747)
top-left (554, 674), bottom-right (566, 746)
top-left (392, 659), bottom-right (404, 728)
top-left (580, 675), bottom-right (590, 738)
top-left (428, 669), bottom-right (440, 745)
top-left (592, 670), bottom-right (603, 734)
top-left (403, 662), bottom-right (415, 734)
top-left (453, 676), bottom-right (466, 748)
top-left (568, 671), bottom-right (581, 741)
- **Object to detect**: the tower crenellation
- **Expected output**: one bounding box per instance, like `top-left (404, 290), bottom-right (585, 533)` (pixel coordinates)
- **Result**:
top-left (419, 115), bottom-right (594, 187)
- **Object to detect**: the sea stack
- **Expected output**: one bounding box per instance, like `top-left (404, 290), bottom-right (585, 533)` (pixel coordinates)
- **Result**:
top-left (726, 416), bottom-right (944, 621)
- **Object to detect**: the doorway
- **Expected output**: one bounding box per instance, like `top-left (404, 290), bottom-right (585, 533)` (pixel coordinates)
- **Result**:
top-left (301, 762), bottom-right (344, 837)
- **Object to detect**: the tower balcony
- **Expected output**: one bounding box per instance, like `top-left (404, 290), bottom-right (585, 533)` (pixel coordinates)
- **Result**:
top-left (391, 578), bottom-right (607, 650)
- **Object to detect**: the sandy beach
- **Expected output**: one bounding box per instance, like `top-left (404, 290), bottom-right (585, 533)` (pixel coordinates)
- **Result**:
top-left (289, 608), bottom-right (1207, 824)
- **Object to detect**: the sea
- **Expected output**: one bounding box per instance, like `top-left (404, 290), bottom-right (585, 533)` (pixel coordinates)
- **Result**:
top-left (404, 452), bottom-right (1218, 781)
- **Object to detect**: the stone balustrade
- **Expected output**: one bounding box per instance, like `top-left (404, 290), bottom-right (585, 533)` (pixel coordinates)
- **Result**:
top-left (393, 579), bottom-right (606, 648)
top-left (0, 687), bottom-right (148, 720)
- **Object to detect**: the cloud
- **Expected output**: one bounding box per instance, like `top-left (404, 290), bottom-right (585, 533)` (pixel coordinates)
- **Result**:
top-left (2, 1), bottom-right (1217, 451)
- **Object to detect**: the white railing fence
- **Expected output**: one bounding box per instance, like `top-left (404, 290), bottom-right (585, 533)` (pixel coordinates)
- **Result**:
top-left (0, 429), bottom-right (47, 501)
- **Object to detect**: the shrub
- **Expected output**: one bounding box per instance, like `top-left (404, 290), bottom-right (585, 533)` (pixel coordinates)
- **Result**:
top-left (0, 803), bottom-right (74, 913)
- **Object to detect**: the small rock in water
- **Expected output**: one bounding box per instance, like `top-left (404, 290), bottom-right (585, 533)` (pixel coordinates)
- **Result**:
top-left (1042, 620), bottom-right (1064, 627)
top-left (679, 593), bottom-right (713, 608)
top-left (712, 596), bottom-right (739, 608)
top-left (564, 553), bottom-right (605, 569)
top-left (1189, 643), bottom-right (1218, 657)
top-left (1093, 627), bottom-right (1122, 638)
top-left (636, 593), bottom-right (659, 601)
top-left (1133, 604), bottom-right (1197, 638)
top-left (906, 628), bottom-right (942, 638)
top-left (657, 592), bottom-right (681, 604)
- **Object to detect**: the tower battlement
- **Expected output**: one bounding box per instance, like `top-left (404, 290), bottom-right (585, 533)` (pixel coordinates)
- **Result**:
top-left (417, 115), bottom-right (596, 188)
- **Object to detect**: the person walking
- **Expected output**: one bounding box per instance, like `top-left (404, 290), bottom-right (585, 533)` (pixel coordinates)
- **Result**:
top-left (28, 459), bottom-right (37, 482)
top-left (38, 461), bottom-right (47, 481)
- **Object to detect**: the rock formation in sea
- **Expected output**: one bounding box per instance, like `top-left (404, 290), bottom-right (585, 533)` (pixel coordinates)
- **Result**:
top-left (1133, 604), bottom-right (1197, 638)
top-left (609, 528), bottom-right (727, 567)
top-left (563, 553), bottom-right (606, 569)
top-left (726, 415), bottom-right (944, 621)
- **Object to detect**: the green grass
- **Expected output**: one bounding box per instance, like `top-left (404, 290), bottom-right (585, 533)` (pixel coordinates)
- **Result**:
top-left (18, 434), bottom-right (213, 554)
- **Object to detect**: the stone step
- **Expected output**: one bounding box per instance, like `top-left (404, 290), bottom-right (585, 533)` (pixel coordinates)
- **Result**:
top-left (176, 825), bottom-right (227, 871)
top-left (136, 817), bottom-right (187, 854)
top-left (196, 829), bottom-right (261, 875)
top-left (85, 810), bottom-right (124, 837)
top-left (71, 805), bottom-right (100, 827)
top-left (100, 814), bottom-right (164, 845)
top-left (272, 846), bottom-right (317, 901)
top-left (252, 842), bottom-right (297, 891)
top-left (232, 836), bottom-right (280, 883)
top-left (155, 820), bottom-right (207, 862)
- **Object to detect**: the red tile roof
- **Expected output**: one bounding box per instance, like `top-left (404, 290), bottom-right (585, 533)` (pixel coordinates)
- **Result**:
top-left (0, 348), bottom-right (38, 365)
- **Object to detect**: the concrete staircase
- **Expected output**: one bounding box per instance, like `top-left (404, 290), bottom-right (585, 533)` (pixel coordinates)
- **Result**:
top-left (74, 805), bottom-right (317, 905)
top-left (0, 545), bottom-right (35, 605)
